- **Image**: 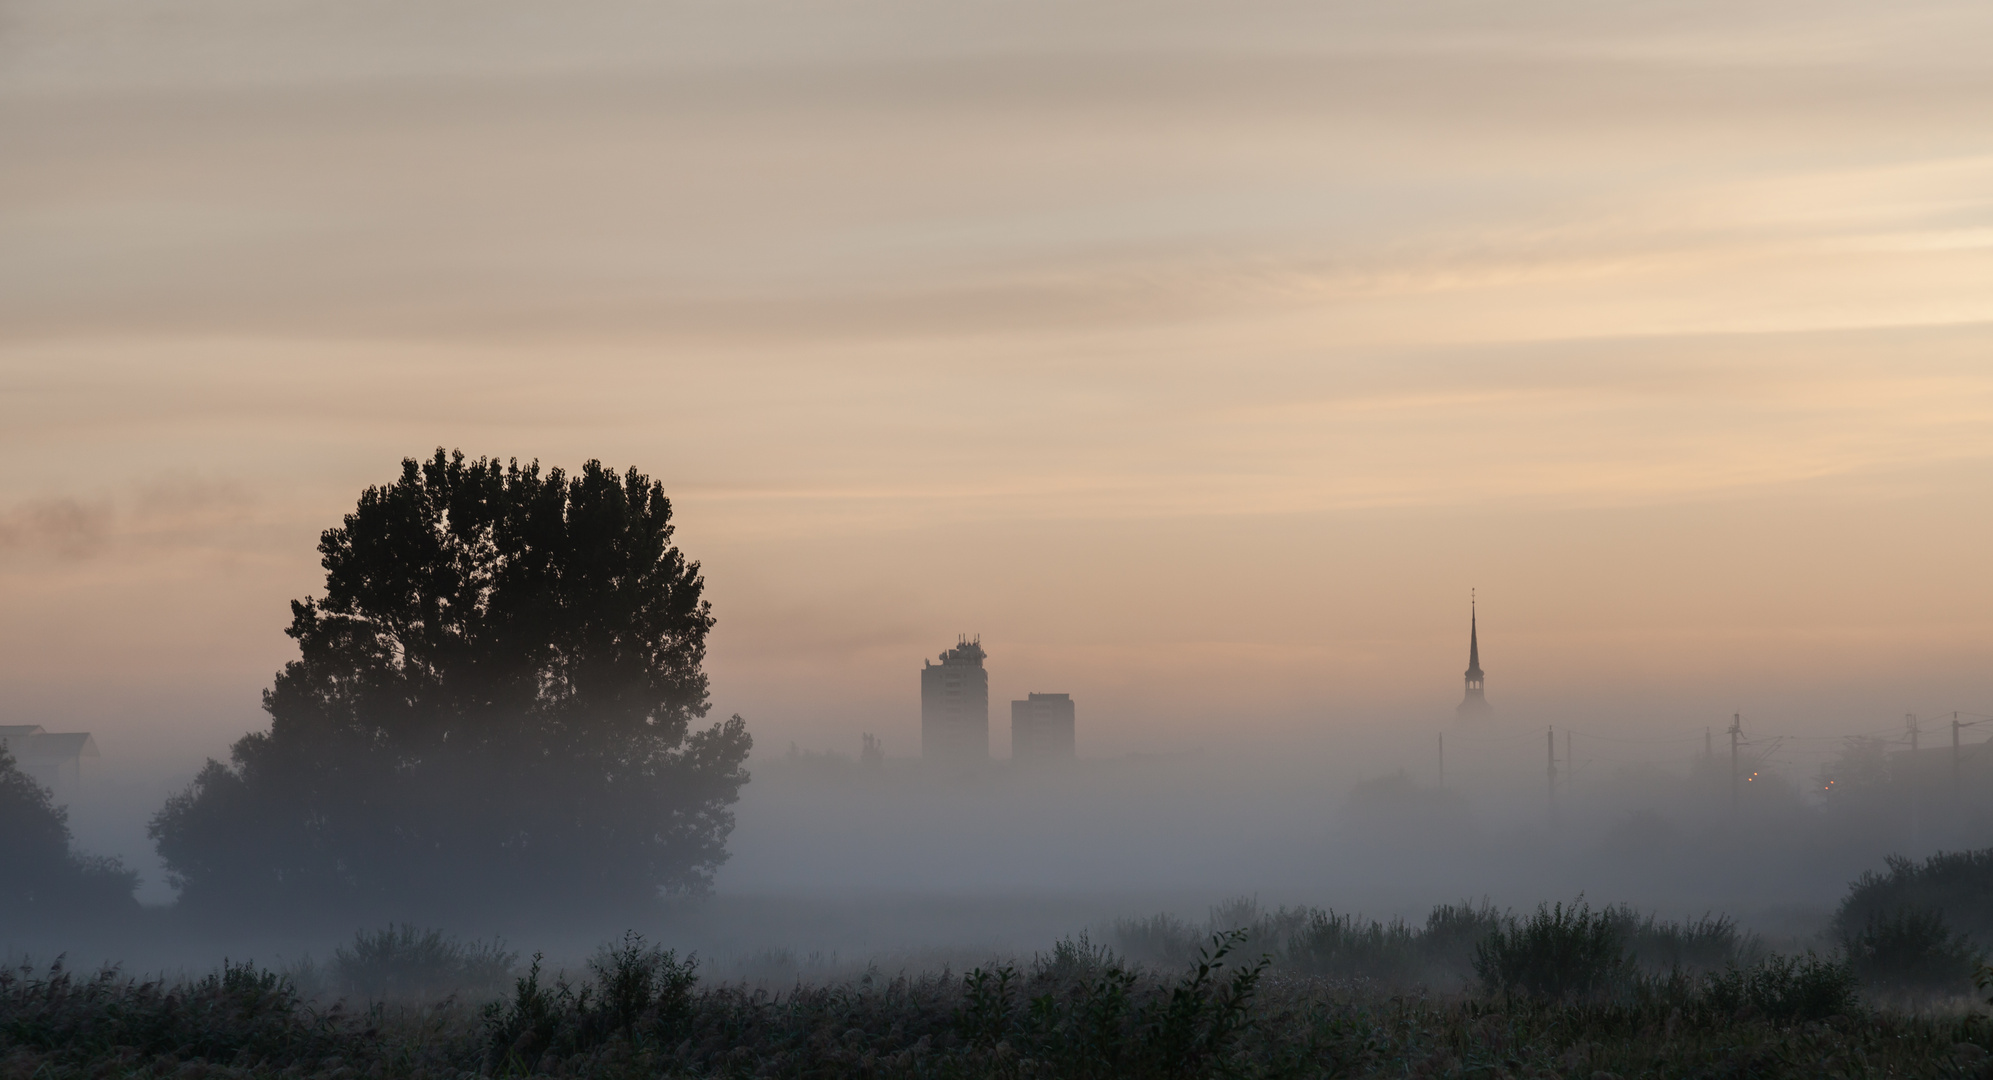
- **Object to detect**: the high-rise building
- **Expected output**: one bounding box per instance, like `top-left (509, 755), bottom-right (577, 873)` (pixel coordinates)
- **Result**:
top-left (1458, 594), bottom-right (1490, 715)
top-left (1011, 692), bottom-right (1076, 761)
top-left (921, 635), bottom-right (989, 762)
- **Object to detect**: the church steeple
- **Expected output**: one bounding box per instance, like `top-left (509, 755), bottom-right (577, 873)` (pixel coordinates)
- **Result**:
top-left (1458, 590), bottom-right (1490, 714)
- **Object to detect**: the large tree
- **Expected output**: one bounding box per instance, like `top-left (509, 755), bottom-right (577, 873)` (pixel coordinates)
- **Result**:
top-left (0, 745), bottom-right (138, 923)
top-left (151, 451), bottom-right (751, 923)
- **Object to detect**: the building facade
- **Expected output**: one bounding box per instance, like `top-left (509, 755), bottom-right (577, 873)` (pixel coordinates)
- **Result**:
top-left (1010, 692), bottom-right (1076, 761)
top-left (921, 636), bottom-right (989, 762)
top-left (0, 724), bottom-right (98, 795)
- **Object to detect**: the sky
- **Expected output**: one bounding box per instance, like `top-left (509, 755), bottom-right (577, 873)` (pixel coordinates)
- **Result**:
top-left (4, 0), bottom-right (1993, 840)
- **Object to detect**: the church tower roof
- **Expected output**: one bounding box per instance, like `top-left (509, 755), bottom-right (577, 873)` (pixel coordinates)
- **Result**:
top-left (1458, 590), bottom-right (1490, 714)
top-left (1466, 599), bottom-right (1482, 679)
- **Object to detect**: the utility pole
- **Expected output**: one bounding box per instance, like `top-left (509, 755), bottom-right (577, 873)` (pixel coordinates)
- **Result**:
top-left (1954, 712), bottom-right (1963, 803)
top-left (1907, 713), bottom-right (1921, 849)
top-left (1729, 713), bottom-right (1742, 819)
top-left (1566, 729), bottom-right (1574, 794)
top-left (1547, 725), bottom-right (1559, 824)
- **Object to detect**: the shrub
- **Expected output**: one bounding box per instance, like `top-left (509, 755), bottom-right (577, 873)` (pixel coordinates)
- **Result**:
top-left (1475, 899), bottom-right (1631, 1001)
top-left (1698, 953), bottom-right (1861, 1022)
top-left (586, 931), bottom-right (696, 1036)
top-left (1033, 933), bottom-right (1120, 988)
top-left (481, 935), bottom-right (699, 1073)
top-left (1007, 929), bottom-right (1267, 1080)
top-left (1113, 913), bottom-right (1201, 968)
top-left (1606, 905), bottom-right (1756, 974)
top-left (331, 924), bottom-right (516, 1001)
top-left (1417, 899), bottom-right (1507, 982)
top-left (1841, 908), bottom-right (1984, 996)
top-left (1834, 849), bottom-right (1993, 947)
top-left (1116, 900), bottom-right (1507, 988)
top-left (1281, 910), bottom-right (1417, 982)
top-left (0, 956), bottom-right (332, 1063)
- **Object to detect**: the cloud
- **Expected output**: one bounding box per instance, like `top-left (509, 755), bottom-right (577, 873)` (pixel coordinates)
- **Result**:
top-left (0, 498), bottom-right (113, 558)
top-left (0, 476), bottom-right (257, 561)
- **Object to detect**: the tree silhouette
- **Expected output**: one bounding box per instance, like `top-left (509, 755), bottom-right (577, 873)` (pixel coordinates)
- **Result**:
top-left (0, 744), bottom-right (137, 922)
top-left (151, 451), bottom-right (751, 923)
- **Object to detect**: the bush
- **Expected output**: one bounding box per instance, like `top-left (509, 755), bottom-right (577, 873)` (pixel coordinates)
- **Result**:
top-left (969, 929), bottom-right (1267, 1080)
top-left (1606, 905), bottom-right (1756, 974)
top-left (1112, 899), bottom-right (1508, 989)
top-left (1834, 849), bottom-right (1993, 948)
top-left (1475, 899), bottom-right (1631, 1001)
top-left (1698, 953), bottom-right (1861, 1022)
top-left (1281, 910), bottom-right (1417, 982)
top-left (1417, 899), bottom-right (1507, 981)
top-left (587, 931), bottom-right (697, 1036)
top-left (1033, 933), bottom-right (1120, 988)
top-left (481, 934), bottom-right (698, 1074)
top-left (1841, 908), bottom-right (1984, 996)
top-left (0, 956), bottom-right (333, 1063)
top-left (1112, 913), bottom-right (1200, 968)
top-left (331, 924), bottom-right (517, 1001)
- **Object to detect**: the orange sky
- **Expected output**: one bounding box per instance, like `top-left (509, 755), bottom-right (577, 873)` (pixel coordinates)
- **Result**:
top-left (4, 0), bottom-right (1992, 774)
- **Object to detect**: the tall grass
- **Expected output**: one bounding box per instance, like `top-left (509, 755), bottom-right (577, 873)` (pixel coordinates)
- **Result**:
top-left (1113, 895), bottom-right (1749, 991)
top-left (332, 923), bottom-right (518, 1002)
top-left (1474, 899), bottom-right (1631, 1001)
top-left (1, 934), bottom-right (1972, 1079)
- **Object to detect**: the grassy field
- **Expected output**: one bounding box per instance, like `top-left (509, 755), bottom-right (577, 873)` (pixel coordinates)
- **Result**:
top-left (4, 901), bottom-right (1991, 1079)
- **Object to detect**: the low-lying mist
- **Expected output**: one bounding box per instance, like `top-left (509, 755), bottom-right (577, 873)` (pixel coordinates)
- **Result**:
top-left (16, 714), bottom-right (1987, 987)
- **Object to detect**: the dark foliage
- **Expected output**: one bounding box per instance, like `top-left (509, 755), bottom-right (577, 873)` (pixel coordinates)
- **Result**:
top-left (1696, 952), bottom-right (1861, 1022)
top-left (332, 924), bottom-right (519, 1002)
top-left (1113, 897), bottom-right (1750, 998)
top-left (6, 933), bottom-right (1990, 1080)
top-left (1842, 907), bottom-right (1985, 996)
top-left (480, 939), bottom-right (700, 1074)
top-left (1416, 900), bottom-right (1509, 978)
top-left (0, 744), bottom-right (138, 924)
top-left (1281, 910), bottom-right (1418, 983)
top-left (1834, 848), bottom-right (1993, 947)
top-left (150, 450), bottom-right (753, 925)
top-left (1605, 904), bottom-right (1757, 974)
top-left (1475, 899), bottom-right (1632, 1001)
top-left (0, 957), bottom-right (345, 1064)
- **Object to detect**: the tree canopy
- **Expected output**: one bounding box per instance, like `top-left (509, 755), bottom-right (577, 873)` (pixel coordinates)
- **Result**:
top-left (151, 451), bottom-right (752, 923)
top-left (0, 744), bottom-right (137, 922)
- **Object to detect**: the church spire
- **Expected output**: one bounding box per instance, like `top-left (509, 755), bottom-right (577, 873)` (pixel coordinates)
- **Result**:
top-left (1467, 595), bottom-right (1481, 678)
top-left (1458, 590), bottom-right (1490, 715)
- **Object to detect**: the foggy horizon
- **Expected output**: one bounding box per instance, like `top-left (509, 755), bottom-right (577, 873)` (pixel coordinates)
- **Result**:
top-left (5, 0), bottom-right (1993, 991)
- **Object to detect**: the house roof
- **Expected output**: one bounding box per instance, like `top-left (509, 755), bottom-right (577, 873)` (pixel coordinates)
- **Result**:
top-left (1, 731), bottom-right (98, 759)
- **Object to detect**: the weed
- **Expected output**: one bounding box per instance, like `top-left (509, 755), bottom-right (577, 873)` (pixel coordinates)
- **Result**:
top-left (586, 931), bottom-right (697, 1036)
top-left (1697, 953), bottom-right (1861, 1022)
top-left (1282, 909), bottom-right (1417, 983)
top-left (1835, 849), bottom-right (1993, 948)
top-left (1842, 907), bottom-right (1985, 996)
top-left (1475, 898), bottom-right (1632, 1001)
top-left (332, 923), bottom-right (517, 1002)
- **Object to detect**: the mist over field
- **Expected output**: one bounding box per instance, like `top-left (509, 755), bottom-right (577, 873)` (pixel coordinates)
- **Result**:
top-left (4, 13), bottom-right (1993, 1075)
